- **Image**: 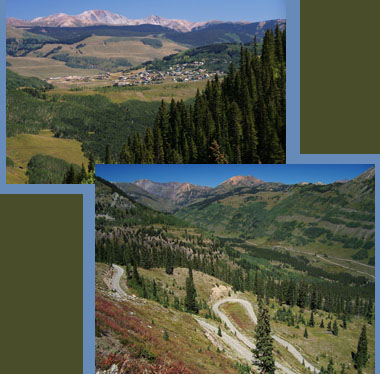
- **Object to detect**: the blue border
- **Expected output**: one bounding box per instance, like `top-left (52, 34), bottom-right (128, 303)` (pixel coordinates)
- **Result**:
top-left (0, 0), bottom-right (94, 371)
top-left (287, 0), bottom-right (378, 368)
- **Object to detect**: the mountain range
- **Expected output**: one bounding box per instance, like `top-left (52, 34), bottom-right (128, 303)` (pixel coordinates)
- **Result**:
top-left (6, 9), bottom-right (269, 32)
top-left (113, 168), bottom-right (375, 263)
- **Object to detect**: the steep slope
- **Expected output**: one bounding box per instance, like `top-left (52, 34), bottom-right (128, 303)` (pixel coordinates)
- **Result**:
top-left (115, 182), bottom-right (176, 213)
top-left (118, 168), bottom-right (374, 262)
top-left (176, 168), bottom-right (375, 262)
top-left (131, 179), bottom-right (212, 208)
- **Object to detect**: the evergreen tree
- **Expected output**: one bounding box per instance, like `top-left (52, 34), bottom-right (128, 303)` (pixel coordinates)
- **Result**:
top-left (253, 301), bottom-right (275, 374)
top-left (304, 327), bottom-right (308, 338)
top-left (309, 311), bottom-right (315, 327)
top-left (79, 163), bottom-right (87, 182)
top-left (88, 152), bottom-right (95, 173)
top-left (332, 320), bottom-right (339, 336)
top-left (185, 265), bottom-right (198, 314)
top-left (153, 279), bottom-right (158, 300)
top-left (320, 319), bottom-right (325, 328)
top-left (354, 325), bottom-right (368, 370)
top-left (119, 30), bottom-right (286, 165)
top-left (326, 358), bottom-right (334, 374)
top-left (105, 144), bottom-right (111, 164)
top-left (297, 280), bottom-right (307, 309)
top-left (163, 329), bottom-right (169, 341)
top-left (218, 325), bottom-right (222, 337)
top-left (63, 164), bottom-right (78, 184)
top-left (165, 248), bottom-right (174, 275)
top-left (366, 298), bottom-right (374, 324)
top-left (343, 314), bottom-right (347, 329)
top-left (327, 321), bottom-right (332, 331)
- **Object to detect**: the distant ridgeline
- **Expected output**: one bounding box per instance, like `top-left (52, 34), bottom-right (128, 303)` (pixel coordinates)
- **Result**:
top-left (116, 27), bottom-right (286, 164)
top-left (6, 20), bottom-right (284, 55)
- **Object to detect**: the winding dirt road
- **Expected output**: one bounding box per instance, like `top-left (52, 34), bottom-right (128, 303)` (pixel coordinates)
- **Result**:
top-left (109, 266), bottom-right (319, 373)
top-left (213, 298), bottom-right (320, 373)
top-left (111, 264), bottom-right (127, 297)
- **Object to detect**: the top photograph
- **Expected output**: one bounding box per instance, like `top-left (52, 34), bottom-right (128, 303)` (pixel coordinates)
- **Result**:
top-left (5, 0), bottom-right (286, 184)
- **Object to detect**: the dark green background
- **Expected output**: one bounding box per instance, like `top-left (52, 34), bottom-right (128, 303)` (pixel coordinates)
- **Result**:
top-left (300, 0), bottom-right (379, 154)
top-left (0, 195), bottom-right (83, 373)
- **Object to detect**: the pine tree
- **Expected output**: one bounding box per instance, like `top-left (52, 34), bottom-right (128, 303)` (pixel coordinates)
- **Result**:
top-left (163, 329), bottom-right (169, 341)
top-left (132, 261), bottom-right (141, 285)
top-left (343, 314), bottom-right (347, 329)
top-left (253, 301), bottom-right (275, 374)
top-left (297, 279), bottom-right (307, 309)
top-left (326, 358), bottom-right (334, 374)
top-left (165, 248), bottom-right (174, 275)
top-left (366, 298), bottom-right (374, 324)
top-left (327, 321), bottom-right (332, 331)
top-left (309, 311), bottom-right (315, 327)
top-left (218, 325), bottom-right (222, 337)
top-left (320, 319), bottom-right (325, 328)
top-left (185, 266), bottom-right (198, 314)
top-left (63, 164), bottom-right (77, 184)
top-left (105, 144), bottom-right (111, 164)
top-left (118, 31), bottom-right (286, 165)
top-left (333, 320), bottom-right (339, 336)
top-left (153, 279), bottom-right (158, 300)
top-left (304, 327), bottom-right (308, 338)
top-left (354, 325), bottom-right (368, 370)
top-left (88, 152), bottom-right (95, 172)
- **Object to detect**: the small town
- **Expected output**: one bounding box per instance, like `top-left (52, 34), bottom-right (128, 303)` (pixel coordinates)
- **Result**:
top-left (46, 61), bottom-right (225, 86)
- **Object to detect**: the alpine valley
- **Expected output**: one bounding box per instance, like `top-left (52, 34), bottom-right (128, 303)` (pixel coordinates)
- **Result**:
top-left (6, 9), bottom-right (286, 183)
top-left (95, 166), bottom-right (375, 374)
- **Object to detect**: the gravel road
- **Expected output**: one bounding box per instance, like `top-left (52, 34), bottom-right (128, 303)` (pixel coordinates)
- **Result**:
top-left (213, 298), bottom-right (320, 373)
top-left (111, 264), bottom-right (127, 297)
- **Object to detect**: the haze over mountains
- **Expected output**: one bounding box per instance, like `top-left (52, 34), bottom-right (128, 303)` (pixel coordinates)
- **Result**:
top-left (6, 9), bottom-right (279, 32)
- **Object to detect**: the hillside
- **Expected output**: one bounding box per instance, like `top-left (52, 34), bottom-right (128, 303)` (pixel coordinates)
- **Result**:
top-left (114, 168), bottom-right (375, 268)
top-left (95, 175), bottom-right (375, 374)
top-left (6, 17), bottom-right (284, 77)
top-left (142, 42), bottom-right (260, 73)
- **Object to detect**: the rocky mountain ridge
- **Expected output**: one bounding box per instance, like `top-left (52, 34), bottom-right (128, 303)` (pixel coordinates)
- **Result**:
top-left (6, 9), bottom-right (265, 32)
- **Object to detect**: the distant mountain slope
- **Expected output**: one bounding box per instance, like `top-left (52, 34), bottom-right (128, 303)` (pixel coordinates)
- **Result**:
top-left (132, 179), bottom-right (212, 207)
top-left (115, 182), bottom-right (176, 213)
top-left (114, 167), bottom-right (375, 262)
top-left (7, 9), bottom-right (284, 34)
top-left (7, 16), bottom-right (285, 50)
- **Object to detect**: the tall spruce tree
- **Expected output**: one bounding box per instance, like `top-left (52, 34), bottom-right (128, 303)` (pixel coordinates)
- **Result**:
top-left (332, 320), bottom-right (339, 336)
top-left (253, 301), bottom-right (275, 374)
top-left (185, 265), bottom-right (198, 314)
top-left (354, 324), bottom-right (368, 370)
top-left (309, 311), bottom-right (315, 327)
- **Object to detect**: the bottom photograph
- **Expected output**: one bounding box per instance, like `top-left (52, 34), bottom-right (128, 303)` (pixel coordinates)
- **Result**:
top-left (94, 164), bottom-right (375, 374)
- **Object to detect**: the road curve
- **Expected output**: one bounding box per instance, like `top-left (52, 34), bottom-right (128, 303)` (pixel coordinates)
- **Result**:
top-left (196, 317), bottom-right (295, 374)
top-left (213, 298), bottom-right (320, 373)
top-left (111, 264), bottom-right (127, 297)
top-left (109, 265), bottom-right (298, 374)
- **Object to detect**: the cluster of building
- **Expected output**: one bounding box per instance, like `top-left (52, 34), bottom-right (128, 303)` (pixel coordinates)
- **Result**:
top-left (47, 61), bottom-right (226, 87)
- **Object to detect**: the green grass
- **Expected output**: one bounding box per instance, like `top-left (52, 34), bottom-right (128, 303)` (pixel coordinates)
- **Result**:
top-left (6, 129), bottom-right (88, 184)
top-left (50, 79), bottom-right (208, 103)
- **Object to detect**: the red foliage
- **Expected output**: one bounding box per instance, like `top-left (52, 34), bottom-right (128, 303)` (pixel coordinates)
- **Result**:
top-left (96, 295), bottom-right (157, 344)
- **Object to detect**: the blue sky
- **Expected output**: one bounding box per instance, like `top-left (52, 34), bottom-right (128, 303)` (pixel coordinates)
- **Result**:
top-left (7, 0), bottom-right (286, 22)
top-left (95, 164), bottom-right (373, 187)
